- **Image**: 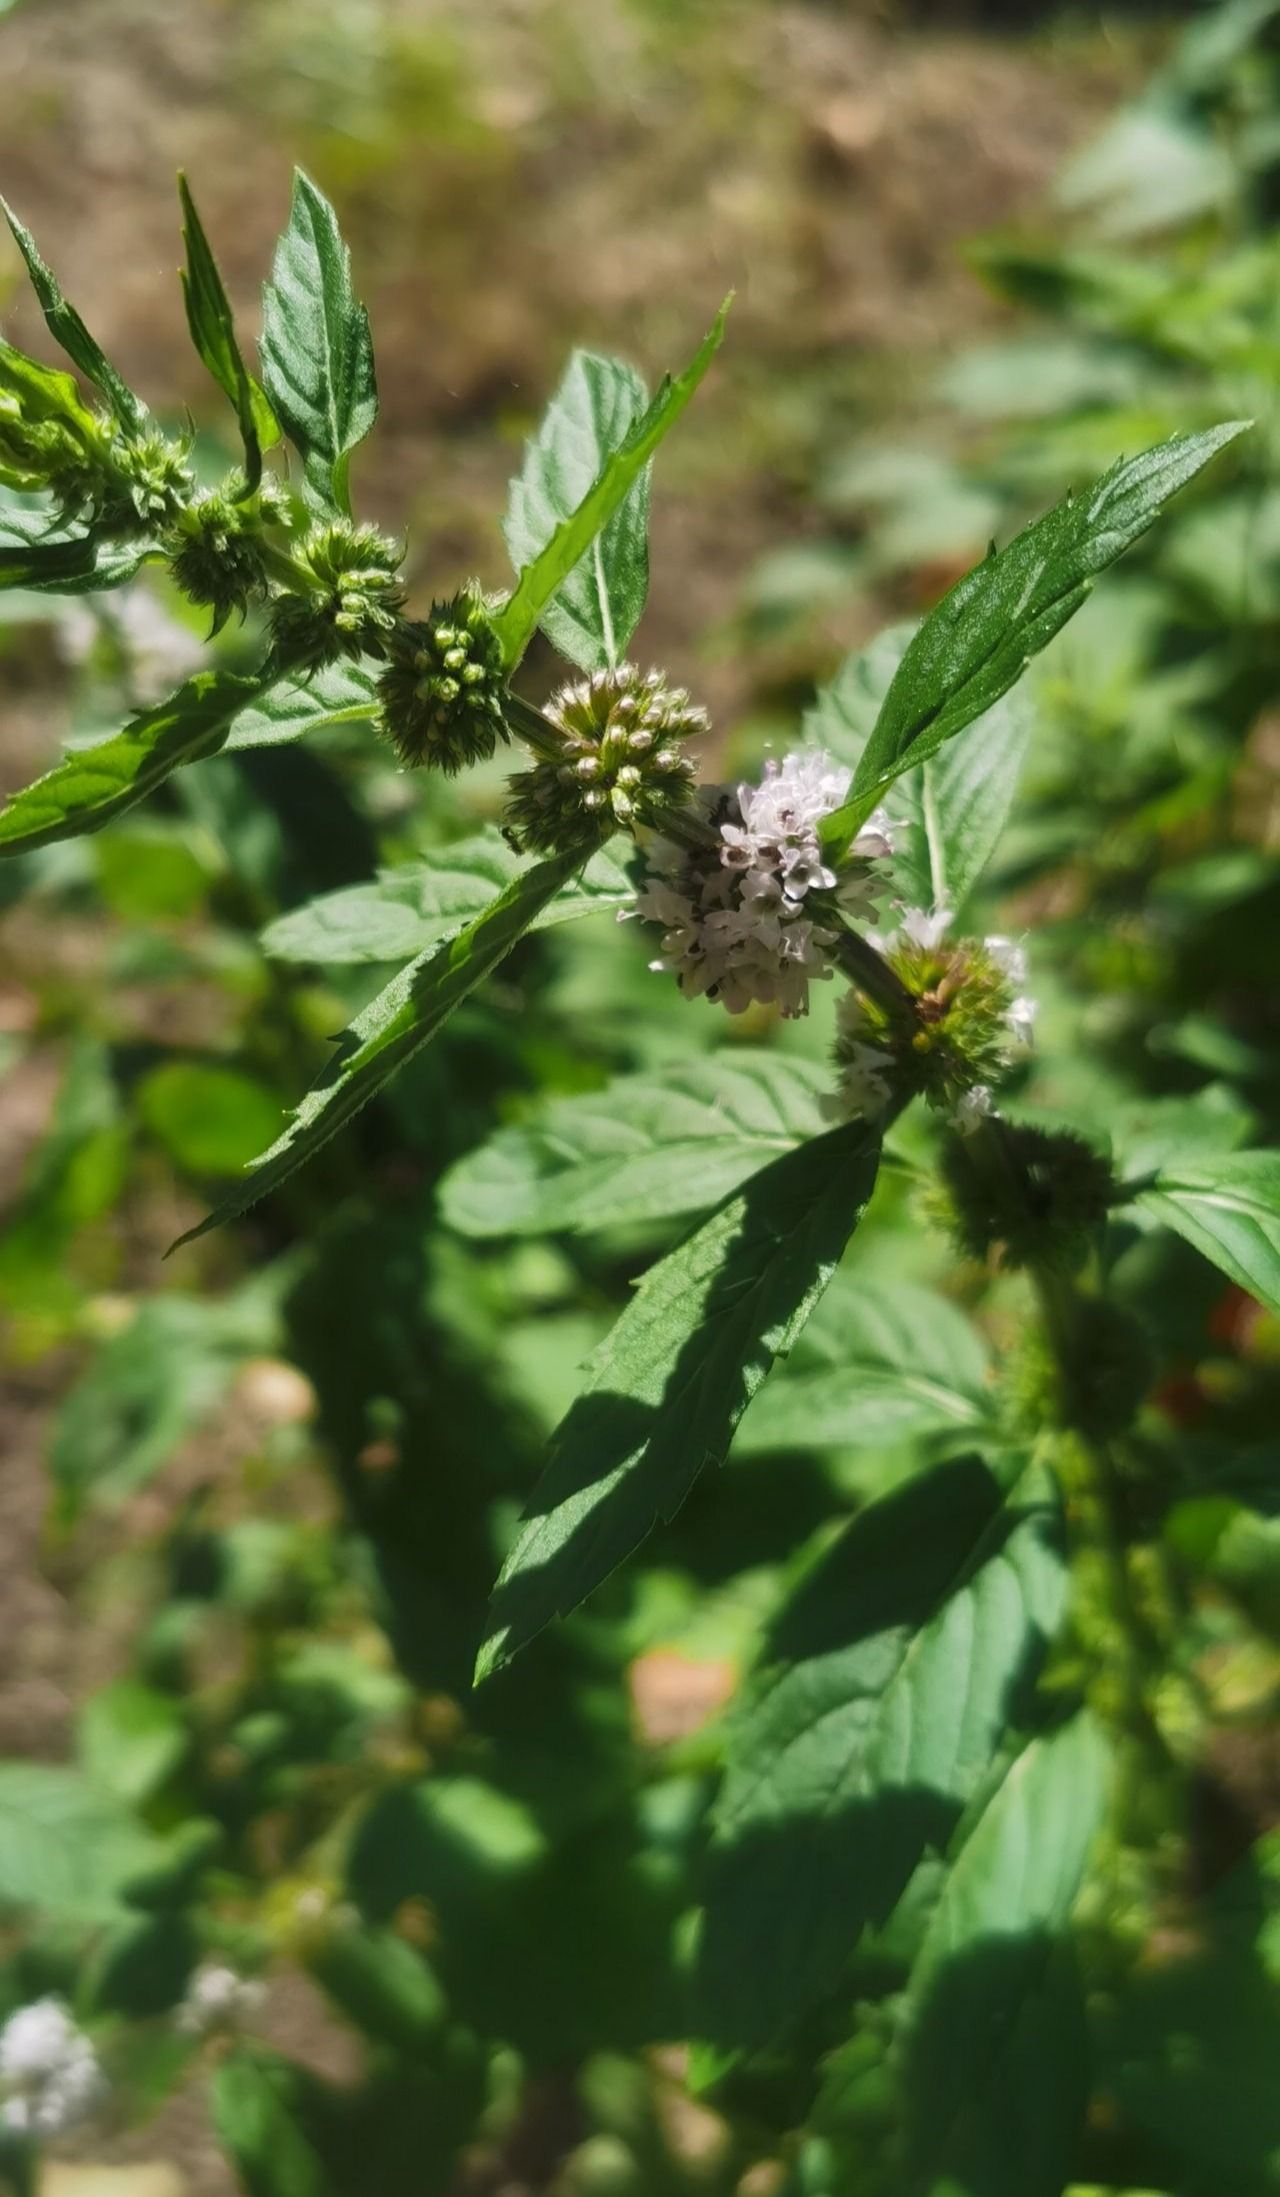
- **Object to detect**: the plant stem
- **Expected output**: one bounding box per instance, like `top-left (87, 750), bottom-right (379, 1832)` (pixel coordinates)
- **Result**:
top-left (832, 922), bottom-right (918, 1027)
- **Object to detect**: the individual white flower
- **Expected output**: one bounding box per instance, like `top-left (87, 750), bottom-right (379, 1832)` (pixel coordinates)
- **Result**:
top-left (0, 1999), bottom-right (105, 2138)
top-left (895, 905), bottom-right (952, 953)
top-left (984, 934), bottom-right (1036, 1048)
top-left (633, 749), bottom-right (892, 1020)
top-left (177, 1962), bottom-right (266, 2040)
top-left (952, 1084), bottom-right (995, 1134)
top-left (821, 1040), bottom-right (896, 1122)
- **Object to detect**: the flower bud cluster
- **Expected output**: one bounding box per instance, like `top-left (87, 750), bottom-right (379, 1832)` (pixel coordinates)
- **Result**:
top-left (634, 749), bottom-right (893, 1019)
top-left (0, 1999), bottom-right (105, 2138)
top-left (105, 427), bottom-right (197, 531)
top-left (505, 664), bottom-right (703, 852)
top-left (377, 583), bottom-right (507, 773)
top-left (176, 1962), bottom-right (266, 2040)
top-left (169, 481), bottom-right (288, 630)
top-left (268, 520), bottom-right (405, 674)
top-left (829, 909), bottom-right (1035, 1123)
top-left (932, 1120), bottom-right (1116, 1273)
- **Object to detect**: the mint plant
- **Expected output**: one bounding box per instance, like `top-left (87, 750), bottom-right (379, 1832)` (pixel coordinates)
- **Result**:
top-left (0, 136), bottom-right (1277, 2197)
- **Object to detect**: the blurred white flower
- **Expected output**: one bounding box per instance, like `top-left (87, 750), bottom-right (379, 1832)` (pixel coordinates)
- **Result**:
top-left (177, 1963), bottom-right (266, 2040)
top-left (0, 1998), bottom-right (105, 2138)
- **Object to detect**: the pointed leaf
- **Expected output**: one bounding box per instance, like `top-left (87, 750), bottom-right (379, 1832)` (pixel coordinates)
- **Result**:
top-left (179, 173), bottom-right (278, 485)
top-left (477, 1122), bottom-right (882, 1680)
top-left (2, 198), bottom-right (146, 434)
top-left (1136, 1150), bottom-right (1280, 1315)
top-left (697, 1454), bottom-right (1066, 2045)
top-left (221, 659), bottom-right (380, 751)
top-left (0, 668), bottom-right (266, 854)
top-left (503, 350), bottom-right (651, 671)
top-left (902, 1712), bottom-right (1111, 2195)
top-left (259, 170), bottom-right (377, 514)
top-left (822, 421), bottom-right (1249, 853)
top-left (262, 828), bottom-right (631, 963)
top-left (441, 1052), bottom-right (830, 1238)
top-left (172, 847), bottom-right (585, 1249)
top-left (494, 300), bottom-right (729, 671)
top-left (0, 513), bottom-right (158, 593)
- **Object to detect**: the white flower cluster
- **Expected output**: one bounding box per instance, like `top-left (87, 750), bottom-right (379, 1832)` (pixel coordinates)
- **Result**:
top-left (177, 1962), bottom-right (266, 2039)
top-left (0, 1998), bottom-right (105, 2138)
top-left (634, 749), bottom-right (893, 1019)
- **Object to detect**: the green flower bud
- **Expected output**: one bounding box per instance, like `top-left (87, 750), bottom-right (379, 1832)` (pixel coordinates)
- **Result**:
top-left (505, 664), bottom-right (703, 853)
top-left (834, 914), bottom-right (1031, 1117)
top-left (376, 583), bottom-right (506, 773)
top-left (929, 1121), bottom-right (1116, 1273)
top-left (104, 427), bottom-right (197, 530)
top-left (268, 520), bottom-right (406, 675)
top-left (168, 482), bottom-right (286, 631)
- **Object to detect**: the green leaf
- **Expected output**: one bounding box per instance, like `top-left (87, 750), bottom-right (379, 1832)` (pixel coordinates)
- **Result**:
top-left (821, 422), bottom-right (1249, 853)
top-left (697, 1454), bottom-right (1066, 2045)
top-left (476, 1123), bottom-right (882, 1681)
top-left (1136, 1150), bottom-right (1280, 1316)
top-left (51, 1286), bottom-right (282, 1515)
top-left (221, 658), bottom-right (380, 751)
top-left (78, 1679), bottom-right (188, 1806)
top-left (0, 663), bottom-right (368, 854)
top-left (901, 1712), bottom-right (1111, 2196)
top-left (441, 1052), bottom-right (830, 1238)
top-left (211, 2049), bottom-right (332, 2197)
top-left (0, 1762), bottom-right (161, 1924)
top-left (259, 169), bottom-right (377, 514)
top-left (805, 621), bottom-right (1032, 909)
top-left (502, 350), bottom-right (651, 671)
top-left (1, 198), bottom-right (146, 434)
top-left (0, 498), bottom-right (158, 593)
top-left (262, 828), bottom-right (632, 964)
top-left (178, 173), bottom-right (278, 486)
top-left (173, 847), bottom-right (586, 1249)
top-left (494, 299), bottom-right (729, 671)
top-left (137, 1061), bottom-right (283, 1176)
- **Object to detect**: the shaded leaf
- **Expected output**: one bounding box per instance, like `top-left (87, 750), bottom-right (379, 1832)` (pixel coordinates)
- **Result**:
top-left (259, 170), bottom-right (377, 514)
top-left (179, 172), bottom-right (278, 485)
top-left (441, 1052), bottom-right (829, 1238)
top-left (902, 1712), bottom-right (1110, 2194)
top-left (697, 1454), bottom-right (1066, 2045)
top-left (263, 829), bottom-right (631, 964)
top-left (211, 2049), bottom-right (332, 2197)
top-left (822, 422), bottom-right (1249, 852)
top-left (1136, 1150), bottom-right (1280, 1315)
top-left (502, 349), bottom-right (651, 671)
top-left (0, 497), bottom-right (158, 593)
top-left (173, 847), bottom-right (586, 1247)
top-left (1, 197), bottom-right (146, 433)
top-left (477, 1123), bottom-right (882, 1680)
top-left (495, 300), bottom-right (729, 670)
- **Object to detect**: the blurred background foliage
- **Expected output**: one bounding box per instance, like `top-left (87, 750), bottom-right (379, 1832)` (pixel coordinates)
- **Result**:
top-left (0, 1), bottom-right (1276, 2193)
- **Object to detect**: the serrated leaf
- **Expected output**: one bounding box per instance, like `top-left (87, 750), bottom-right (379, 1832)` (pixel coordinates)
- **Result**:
top-left (902, 1712), bottom-right (1110, 2195)
top-left (503, 350), bottom-right (651, 671)
top-left (0, 669), bottom-right (263, 853)
top-left (494, 300), bottom-right (729, 671)
top-left (221, 658), bottom-right (380, 751)
top-left (0, 664), bottom-right (370, 853)
top-left (697, 1453), bottom-right (1066, 2046)
top-left (821, 422), bottom-right (1249, 853)
top-left (259, 170), bottom-right (377, 514)
top-left (263, 828), bottom-right (631, 964)
top-left (441, 1052), bottom-right (829, 1238)
top-left (1136, 1151), bottom-right (1280, 1315)
top-left (804, 621), bottom-right (1031, 910)
top-left (1, 199), bottom-right (147, 433)
top-left (0, 495), bottom-right (158, 593)
top-left (173, 847), bottom-right (586, 1249)
top-left (477, 1123), bottom-right (882, 1680)
top-left (179, 173), bottom-right (278, 486)
top-left (0, 1762), bottom-right (162, 1924)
